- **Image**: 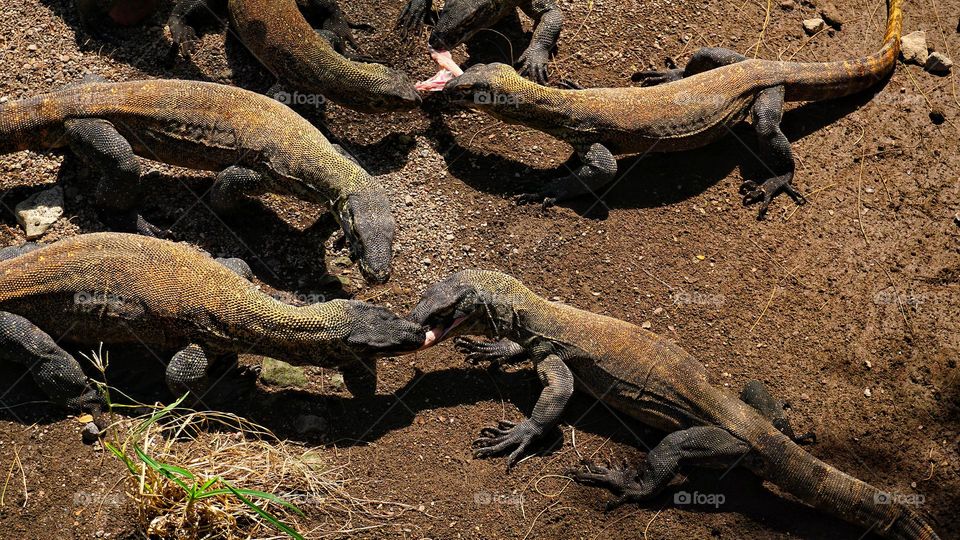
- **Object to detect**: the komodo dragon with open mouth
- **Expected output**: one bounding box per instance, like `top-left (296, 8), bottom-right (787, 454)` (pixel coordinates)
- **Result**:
top-left (0, 77), bottom-right (398, 284)
top-left (440, 0), bottom-right (905, 218)
top-left (168, 0), bottom-right (422, 113)
top-left (0, 233), bottom-right (425, 439)
top-left (410, 270), bottom-right (940, 539)
top-left (398, 0), bottom-right (563, 88)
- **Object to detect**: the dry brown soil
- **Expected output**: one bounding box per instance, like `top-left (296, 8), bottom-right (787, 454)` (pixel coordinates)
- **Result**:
top-left (0, 0), bottom-right (958, 538)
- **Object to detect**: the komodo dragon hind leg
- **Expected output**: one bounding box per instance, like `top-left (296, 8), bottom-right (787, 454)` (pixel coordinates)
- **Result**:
top-left (740, 380), bottom-right (816, 445)
top-left (209, 166), bottom-right (264, 217)
top-left (63, 118), bottom-right (168, 238)
top-left (569, 426), bottom-right (750, 510)
top-left (167, 0), bottom-right (224, 58)
top-left (516, 143), bottom-right (617, 208)
top-left (454, 337), bottom-right (527, 365)
top-left (740, 85), bottom-right (807, 219)
top-left (0, 312), bottom-right (104, 441)
top-left (633, 47), bottom-right (747, 86)
top-left (473, 355), bottom-right (573, 469)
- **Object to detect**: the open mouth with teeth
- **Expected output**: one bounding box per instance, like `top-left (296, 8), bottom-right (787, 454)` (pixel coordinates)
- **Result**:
top-left (420, 315), bottom-right (468, 349)
top-left (415, 49), bottom-right (464, 92)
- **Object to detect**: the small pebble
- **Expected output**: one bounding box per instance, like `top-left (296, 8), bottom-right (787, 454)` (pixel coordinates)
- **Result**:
top-left (803, 18), bottom-right (826, 35)
top-left (900, 31), bottom-right (928, 65)
top-left (864, 387), bottom-right (872, 397)
top-left (925, 52), bottom-right (953, 74)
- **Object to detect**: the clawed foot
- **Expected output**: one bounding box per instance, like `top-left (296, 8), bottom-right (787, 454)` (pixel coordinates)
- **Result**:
top-left (454, 337), bottom-right (524, 365)
top-left (515, 192), bottom-right (557, 209)
top-left (396, 0), bottom-right (436, 37)
top-left (473, 419), bottom-right (544, 469)
top-left (518, 48), bottom-right (550, 84)
top-left (632, 68), bottom-right (684, 87)
top-left (740, 173), bottom-right (807, 219)
top-left (793, 431), bottom-right (817, 446)
top-left (568, 460), bottom-right (646, 510)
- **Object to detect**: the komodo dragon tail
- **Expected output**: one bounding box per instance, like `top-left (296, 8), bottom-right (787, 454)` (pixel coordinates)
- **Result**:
top-left (782, 0), bottom-right (904, 102)
top-left (742, 418), bottom-right (939, 539)
top-left (0, 94), bottom-right (71, 154)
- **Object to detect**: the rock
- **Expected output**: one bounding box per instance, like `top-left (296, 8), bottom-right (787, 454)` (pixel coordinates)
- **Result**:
top-left (864, 387), bottom-right (872, 397)
top-left (779, 0), bottom-right (796, 10)
top-left (802, 18), bottom-right (826, 35)
top-left (294, 414), bottom-right (327, 435)
top-left (953, 213), bottom-right (960, 227)
top-left (404, 194), bottom-right (414, 206)
top-left (925, 52), bottom-right (953, 74)
top-left (819, 1), bottom-right (843, 28)
top-left (929, 109), bottom-right (945, 125)
top-left (81, 422), bottom-right (101, 444)
top-left (15, 186), bottom-right (64, 239)
top-left (900, 31), bottom-right (928, 65)
top-left (259, 357), bottom-right (309, 388)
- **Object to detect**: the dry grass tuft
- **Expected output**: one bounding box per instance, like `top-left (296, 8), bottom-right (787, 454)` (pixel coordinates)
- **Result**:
top-left (105, 404), bottom-right (408, 539)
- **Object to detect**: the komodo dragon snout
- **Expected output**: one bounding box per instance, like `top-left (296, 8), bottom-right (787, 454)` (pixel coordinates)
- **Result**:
top-left (442, 63), bottom-right (516, 105)
top-left (341, 300), bottom-right (427, 357)
top-left (338, 192), bottom-right (396, 284)
top-left (408, 272), bottom-right (506, 347)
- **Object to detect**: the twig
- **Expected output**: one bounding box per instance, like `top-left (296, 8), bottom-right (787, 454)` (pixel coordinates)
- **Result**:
top-left (749, 285), bottom-right (779, 333)
top-left (644, 508), bottom-right (665, 540)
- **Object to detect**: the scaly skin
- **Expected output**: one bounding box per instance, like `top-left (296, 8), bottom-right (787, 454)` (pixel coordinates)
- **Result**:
top-left (168, 0), bottom-right (421, 113)
top-left (0, 78), bottom-right (397, 283)
top-left (398, 0), bottom-right (562, 83)
top-left (443, 0), bottom-right (904, 218)
top-left (410, 270), bottom-right (940, 540)
top-left (0, 233), bottom-right (425, 436)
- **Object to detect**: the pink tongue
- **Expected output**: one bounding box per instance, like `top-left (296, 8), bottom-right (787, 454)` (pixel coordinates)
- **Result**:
top-left (416, 49), bottom-right (464, 93)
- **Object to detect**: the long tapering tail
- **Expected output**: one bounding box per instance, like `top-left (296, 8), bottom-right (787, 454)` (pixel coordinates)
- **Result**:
top-left (746, 426), bottom-right (939, 539)
top-left (783, 0), bottom-right (904, 101)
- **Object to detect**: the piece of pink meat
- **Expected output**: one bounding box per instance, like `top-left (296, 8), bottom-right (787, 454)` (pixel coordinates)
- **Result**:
top-left (416, 49), bottom-right (464, 92)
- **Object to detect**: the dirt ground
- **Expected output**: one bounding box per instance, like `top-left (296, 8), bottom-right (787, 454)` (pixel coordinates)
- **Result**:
top-left (0, 0), bottom-right (958, 538)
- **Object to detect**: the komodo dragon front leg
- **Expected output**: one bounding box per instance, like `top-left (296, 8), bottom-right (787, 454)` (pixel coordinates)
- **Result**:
top-left (634, 47), bottom-right (807, 218)
top-left (298, 0), bottom-right (375, 56)
top-left (517, 0), bottom-right (562, 84)
top-left (473, 354), bottom-right (574, 468)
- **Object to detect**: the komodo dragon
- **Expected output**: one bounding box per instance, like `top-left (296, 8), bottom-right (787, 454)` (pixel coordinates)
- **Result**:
top-left (167, 0), bottom-right (422, 113)
top-left (400, 0), bottom-right (563, 86)
top-left (0, 77), bottom-right (398, 284)
top-left (0, 233), bottom-right (425, 438)
top-left (410, 270), bottom-right (941, 539)
top-left (440, 0), bottom-right (905, 218)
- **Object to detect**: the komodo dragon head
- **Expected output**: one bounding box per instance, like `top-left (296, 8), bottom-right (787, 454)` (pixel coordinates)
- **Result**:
top-left (428, 0), bottom-right (517, 52)
top-left (442, 63), bottom-right (525, 108)
top-left (338, 62), bottom-right (424, 113)
top-left (337, 192), bottom-right (396, 284)
top-left (408, 270), bottom-right (526, 347)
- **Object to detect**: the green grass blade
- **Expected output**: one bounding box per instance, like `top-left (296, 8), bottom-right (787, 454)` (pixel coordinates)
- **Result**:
top-left (196, 488), bottom-right (304, 515)
top-left (134, 445), bottom-right (194, 492)
top-left (222, 481), bottom-right (305, 540)
top-left (103, 441), bottom-right (138, 475)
